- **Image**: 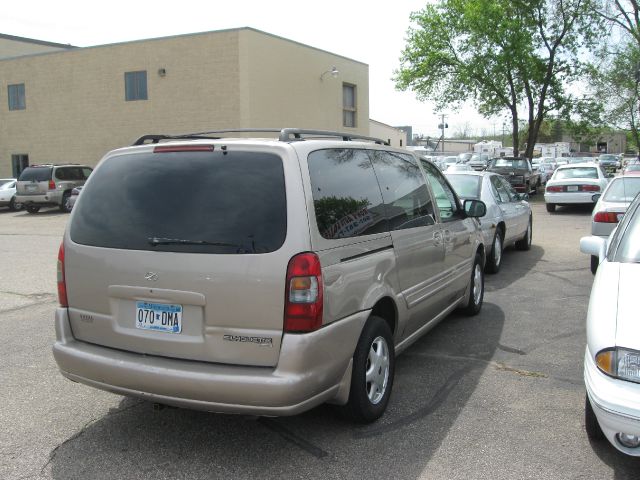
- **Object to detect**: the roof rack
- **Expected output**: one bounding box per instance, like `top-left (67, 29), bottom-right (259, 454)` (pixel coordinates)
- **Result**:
top-left (132, 128), bottom-right (389, 146)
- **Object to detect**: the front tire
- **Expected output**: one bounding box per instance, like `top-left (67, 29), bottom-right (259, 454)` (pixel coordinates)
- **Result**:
top-left (546, 203), bottom-right (556, 213)
top-left (462, 253), bottom-right (484, 316)
top-left (590, 255), bottom-right (598, 275)
top-left (485, 229), bottom-right (503, 274)
top-left (342, 316), bottom-right (395, 424)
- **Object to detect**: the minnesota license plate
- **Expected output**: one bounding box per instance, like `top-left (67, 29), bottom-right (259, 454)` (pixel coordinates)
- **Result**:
top-left (135, 301), bottom-right (182, 333)
top-left (566, 185), bottom-right (578, 192)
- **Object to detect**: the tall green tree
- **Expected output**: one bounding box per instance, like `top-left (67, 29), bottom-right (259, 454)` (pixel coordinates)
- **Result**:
top-left (395, 0), bottom-right (596, 158)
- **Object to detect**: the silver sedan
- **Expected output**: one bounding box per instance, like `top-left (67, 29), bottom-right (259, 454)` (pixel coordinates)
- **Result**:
top-left (446, 171), bottom-right (532, 273)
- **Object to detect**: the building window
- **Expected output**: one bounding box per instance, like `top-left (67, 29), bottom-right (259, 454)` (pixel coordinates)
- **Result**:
top-left (125, 71), bottom-right (148, 101)
top-left (11, 154), bottom-right (29, 177)
top-left (8, 84), bottom-right (26, 110)
top-left (343, 83), bottom-right (356, 128)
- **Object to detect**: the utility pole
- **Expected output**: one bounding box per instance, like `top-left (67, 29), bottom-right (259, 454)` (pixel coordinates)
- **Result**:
top-left (437, 114), bottom-right (448, 153)
top-left (502, 122), bottom-right (506, 145)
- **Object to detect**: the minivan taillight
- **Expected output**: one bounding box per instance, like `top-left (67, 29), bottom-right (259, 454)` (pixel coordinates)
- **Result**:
top-left (284, 252), bottom-right (323, 333)
top-left (57, 243), bottom-right (68, 307)
top-left (48, 180), bottom-right (56, 190)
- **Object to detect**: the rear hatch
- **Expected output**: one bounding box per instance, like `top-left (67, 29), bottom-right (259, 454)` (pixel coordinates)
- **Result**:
top-left (17, 166), bottom-right (52, 196)
top-left (65, 144), bottom-right (300, 367)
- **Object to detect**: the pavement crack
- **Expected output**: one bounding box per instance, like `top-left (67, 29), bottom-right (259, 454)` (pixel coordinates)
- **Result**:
top-left (494, 362), bottom-right (547, 378)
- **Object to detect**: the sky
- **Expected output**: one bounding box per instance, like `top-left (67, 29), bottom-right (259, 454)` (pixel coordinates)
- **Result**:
top-left (2, 0), bottom-right (496, 139)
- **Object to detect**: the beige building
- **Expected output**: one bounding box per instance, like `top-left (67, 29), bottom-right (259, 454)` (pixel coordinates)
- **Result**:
top-left (368, 119), bottom-right (407, 147)
top-left (0, 28), bottom-right (369, 177)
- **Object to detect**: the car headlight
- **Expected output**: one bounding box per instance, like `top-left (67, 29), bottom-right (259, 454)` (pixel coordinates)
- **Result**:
top-left (596, 348), bottom-right (640, 384)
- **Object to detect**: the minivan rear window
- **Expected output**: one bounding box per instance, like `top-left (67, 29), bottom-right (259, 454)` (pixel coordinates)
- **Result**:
top-left (70, 150), bottom-right (287, 254)
top-left (18, 167), bottom-right (52, 182)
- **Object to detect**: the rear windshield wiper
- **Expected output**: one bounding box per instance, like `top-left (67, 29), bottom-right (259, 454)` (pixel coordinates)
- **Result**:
top-left (148, 237), bottom-right (244, 248)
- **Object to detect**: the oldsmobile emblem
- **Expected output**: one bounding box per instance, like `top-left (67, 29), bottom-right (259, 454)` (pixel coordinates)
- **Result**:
top-left (144, 272), bottom-right (159, 282)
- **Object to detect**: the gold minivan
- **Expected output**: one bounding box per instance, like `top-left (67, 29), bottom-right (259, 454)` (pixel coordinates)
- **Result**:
top-left (53, 129), bottom-right (487, 423)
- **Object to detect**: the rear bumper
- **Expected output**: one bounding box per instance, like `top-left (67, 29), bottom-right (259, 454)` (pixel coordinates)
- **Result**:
top-left (544, 192), bottom-right (597, 205)
top-left (16, 191), bottom-right (63, 206)
top-left (53, 307), bottom-right (368, 416)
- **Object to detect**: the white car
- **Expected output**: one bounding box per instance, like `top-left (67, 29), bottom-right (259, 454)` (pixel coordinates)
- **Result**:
top-left (580, 194), bottom-right (640, 456)
top-left (0, 178), bottom-right (22, 210)
top-left (544, 163), bottom-right (610, 213)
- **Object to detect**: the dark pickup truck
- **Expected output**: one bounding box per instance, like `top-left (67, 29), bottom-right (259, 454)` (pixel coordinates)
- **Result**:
top-left (486, 157), bottom-right (540, 194)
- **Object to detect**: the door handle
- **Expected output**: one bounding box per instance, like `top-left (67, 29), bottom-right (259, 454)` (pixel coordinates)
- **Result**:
top-left (443, 229), bottom-right (452, 243)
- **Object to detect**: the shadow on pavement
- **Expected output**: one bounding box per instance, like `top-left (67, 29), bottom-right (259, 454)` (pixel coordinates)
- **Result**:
top-left (588, 435), bottom-right (640, 479)
top-left (48, 303), bottom-right (506, 480)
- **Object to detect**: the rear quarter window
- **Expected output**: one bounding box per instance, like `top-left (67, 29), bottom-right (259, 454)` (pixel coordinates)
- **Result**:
top-left (308, 149), bottom-right (388, 239)
top-left (70, 150), bottom-right (287, 254)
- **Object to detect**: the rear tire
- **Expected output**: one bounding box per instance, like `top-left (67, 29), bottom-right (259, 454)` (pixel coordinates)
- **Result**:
top-left (342, 316), bottom-right (395, 424)
top-left (590, 255), bottom-right (599, 275)
top-left (462, 253), bottom-right (484, 316)
top-left (546, 203), bottom-right (556, 213)
top-left (515, 216), bottom-right (532, 251)
top-left (485, 229), bottom-right (503, 274)
top-left (585, 394), bottom-right (605, 441)
top-left (26, 205), bottom-right (40, 214)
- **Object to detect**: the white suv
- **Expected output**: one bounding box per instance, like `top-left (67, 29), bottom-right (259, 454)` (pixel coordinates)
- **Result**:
top-left (53, 129), bottom-right (487, 423)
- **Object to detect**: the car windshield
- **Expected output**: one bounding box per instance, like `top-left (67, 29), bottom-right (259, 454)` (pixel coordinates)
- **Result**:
top-left (599, 155), bottom-right (617, 162)
top-left (554, 167), bottom-right (598, 180)
top-left (445, 174), bottom-right (481, 199)
top-left (492, 159), bottom-right (528, 168)
top-left (0, 180), bottom-right (14, 189)
top-left (625, 164), bottom-right (640, 172)
top-left (603, 177), bottom-right (640, 202)
top-left (18, 167), bottom-right (52, 182)
top-left (444, 156), bottom-right (458, 164)
top-left (613, 201), bottom-right (640, 263)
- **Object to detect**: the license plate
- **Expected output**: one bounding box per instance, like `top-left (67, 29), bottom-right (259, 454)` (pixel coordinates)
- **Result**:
top-left (26, 185), bottom-right (37, 192)
top-left (566, 185), bottom-right (578, 192)
top-left (136, 301), bottom-right (182, 333)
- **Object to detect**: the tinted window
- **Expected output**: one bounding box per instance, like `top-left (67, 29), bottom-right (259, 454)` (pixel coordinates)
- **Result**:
top-left (492, 159), bottom-right (528, 169)
top-left (603, 177), bottom-right (640, 202)
top-left (70, 151), bottom-right (286, 254)
top-left (308, 149), bottom-right (387, 239)
top-left (371, 151), bottom-right (435, 230)
top-left (18, 167), bottom-right (52, 182)
top-left (55, 167), bottom-right (91, 181)
top-left (420, 160), bottom-right (461, 222)
top-left (446, 174), bottom-right (481, 199)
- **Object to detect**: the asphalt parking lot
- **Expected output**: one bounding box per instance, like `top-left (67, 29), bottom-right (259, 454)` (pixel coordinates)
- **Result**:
top-left (1, 200), bottom-right (639, 480)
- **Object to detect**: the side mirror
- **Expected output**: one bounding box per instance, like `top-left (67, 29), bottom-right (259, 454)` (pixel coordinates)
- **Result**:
top-left (580, 236), bottom-right (606, 261)
top-left (519, 193), bottom-right (529, 201)
top-left (464, 199), bottom-right (487, 218)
